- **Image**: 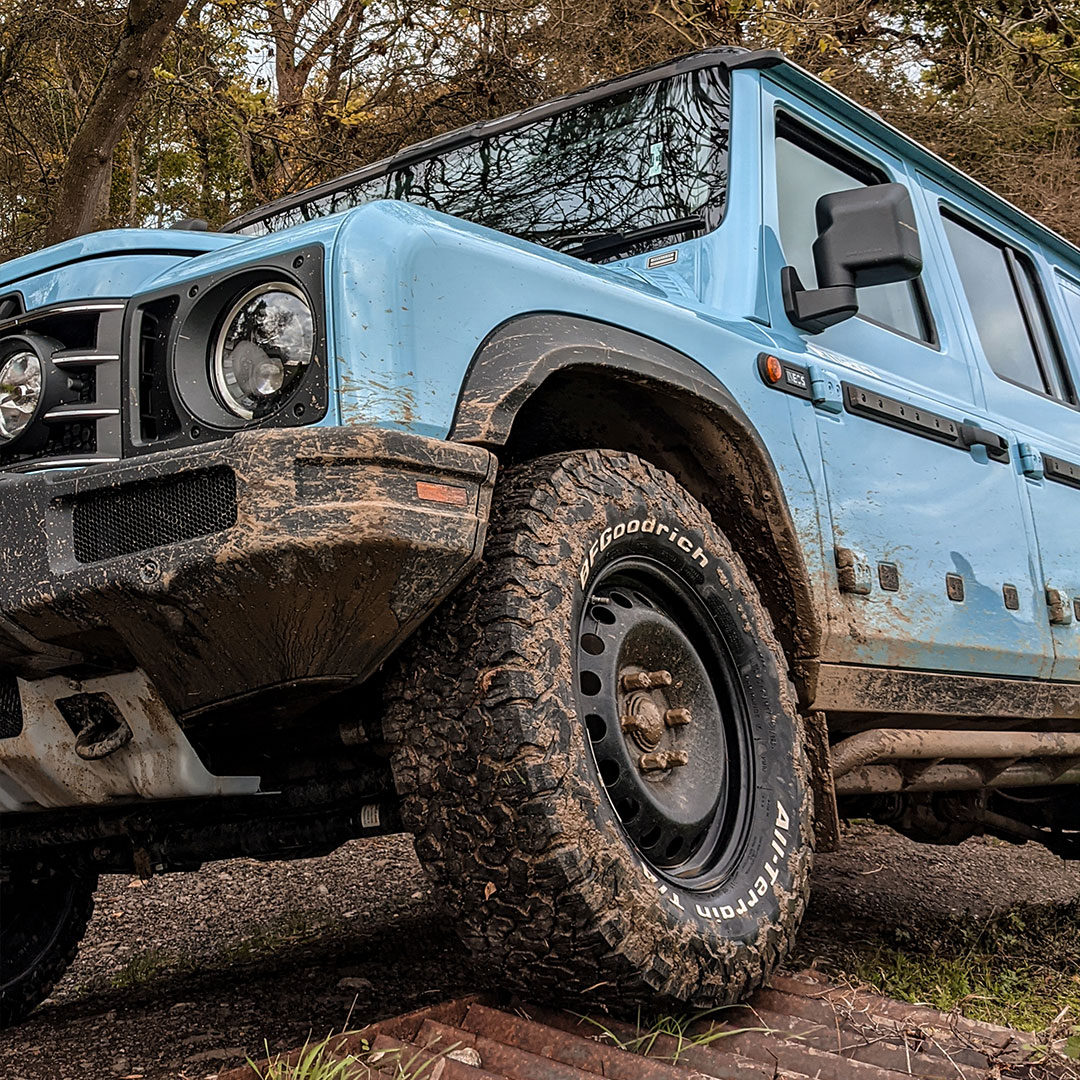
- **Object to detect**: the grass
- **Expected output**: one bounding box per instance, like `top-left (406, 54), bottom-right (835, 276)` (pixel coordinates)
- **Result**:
top-left (218, 909), bottom-right (337, 965)
top-left (108, 947), bottom-right (175, 989)
top-left (576, 1006), bottom-right (771, 1065)
top-left (794, 900), bottom-right (1080, 1033)
top-left (248, 1037), bottom-right (369, 1080)
top-left (248, 1035), bottom-right (464, 1080)
top-left (105, 908), bottom-right (336, 990)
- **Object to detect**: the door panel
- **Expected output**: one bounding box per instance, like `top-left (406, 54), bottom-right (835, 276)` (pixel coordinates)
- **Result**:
top-left (1029, 277), bottom-right (1080, 681)
top-left (811, 362), bottom-right (1054, 676)
top-left (1025, 462), bottom-right (1080, 681)
top-left (921, 178), bottom-right (1080, 683)
top-left (760, 82), bottom-right (1055, 678)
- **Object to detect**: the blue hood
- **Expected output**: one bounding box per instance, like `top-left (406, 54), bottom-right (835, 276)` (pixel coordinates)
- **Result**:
top-left (0, 229), bottom-right (245, 312)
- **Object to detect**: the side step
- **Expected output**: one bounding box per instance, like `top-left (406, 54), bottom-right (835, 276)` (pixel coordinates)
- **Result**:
top-left (218, 973), bottom-right (1078, 1080)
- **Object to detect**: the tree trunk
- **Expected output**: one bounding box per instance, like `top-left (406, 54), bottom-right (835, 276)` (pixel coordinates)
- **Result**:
top-left (44, 0), bottom-right (187, 246)
top-left (128, 134), bottom-right (142, 226)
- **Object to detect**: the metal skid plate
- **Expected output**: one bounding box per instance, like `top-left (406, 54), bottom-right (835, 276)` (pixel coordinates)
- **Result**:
top-left (0, 670), bottom-right (259, 812)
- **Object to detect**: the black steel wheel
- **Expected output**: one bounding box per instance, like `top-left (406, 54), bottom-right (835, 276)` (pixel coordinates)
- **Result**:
top-left (385, 449), bottom-right (812, 1007)
top-left (0, 858), bottom-right (96, 1027)
top-left (578, 558), bottom-right (754, 890)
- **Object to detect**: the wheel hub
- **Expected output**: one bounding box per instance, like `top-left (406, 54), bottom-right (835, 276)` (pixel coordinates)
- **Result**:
top-left (577, 566), bottom-right (737, 875)
top-left (621, 689), bottom-right (667, 752)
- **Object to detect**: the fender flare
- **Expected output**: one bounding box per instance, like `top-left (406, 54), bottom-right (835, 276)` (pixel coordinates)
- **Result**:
top-left (453, 312), bottom-right (750, 445)
top-left (449, 312), bottom-right (821, 662)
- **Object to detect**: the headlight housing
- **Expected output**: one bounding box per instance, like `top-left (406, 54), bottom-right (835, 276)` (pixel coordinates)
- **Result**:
top-left (149, 245), bottom-right (328, 447)
top-left (0, 349), bottom-right (43, 443)
top-left (211, 282), bottom-right (315, 420)
top-left (0, 331), bottom-right (77, 459)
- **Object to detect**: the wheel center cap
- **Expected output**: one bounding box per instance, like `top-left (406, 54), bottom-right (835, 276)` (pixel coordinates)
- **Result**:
top-left (621, 690), bottom-right (665, 751)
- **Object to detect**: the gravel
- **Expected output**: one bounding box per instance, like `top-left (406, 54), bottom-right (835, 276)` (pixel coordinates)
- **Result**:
top-left (1, 823), bottom-right (1078, 1079)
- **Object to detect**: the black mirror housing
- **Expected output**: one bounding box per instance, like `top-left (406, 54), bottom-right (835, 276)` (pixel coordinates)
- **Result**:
top-left (814, 183), bottom-right (922, 289)
top-left (783, 182), bottom-right (923, 334)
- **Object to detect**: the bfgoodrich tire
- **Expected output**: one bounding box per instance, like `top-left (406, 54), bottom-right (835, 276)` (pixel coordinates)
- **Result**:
top-left (384, 450), bottom-right (812, 1006)
top-left (1, 858), bottom-right (96, 1026)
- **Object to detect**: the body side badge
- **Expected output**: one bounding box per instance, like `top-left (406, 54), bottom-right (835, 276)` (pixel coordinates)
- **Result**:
top-left (646, 250), bottom-right (678, 269)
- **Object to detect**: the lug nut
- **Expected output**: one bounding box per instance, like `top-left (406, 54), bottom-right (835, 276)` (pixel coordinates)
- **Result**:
top-left (620, 669), bottom-right (673, 692)
top-left (665, 708), bottom-right (691, 727)
top-left (639, 749), bottom-right (689, 772)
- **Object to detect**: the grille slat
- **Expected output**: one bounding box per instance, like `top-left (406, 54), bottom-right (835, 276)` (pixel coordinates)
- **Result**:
top-left (72, 466), bottom-right (238, 564)
top-left (0, 675), bottom-right (23, 739)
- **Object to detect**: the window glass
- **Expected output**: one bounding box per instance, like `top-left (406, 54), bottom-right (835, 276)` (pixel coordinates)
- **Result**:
top-left (942, 215), bottom-right (1063, 398)
top-left (1056, 276), bottom-right (1080, 354)
top-left (1015, 260), bottom-right (1070, 401)
top-left (775, 133), bottom-right (928, 341)
top-left (240, 69), bottom-right (731, 261)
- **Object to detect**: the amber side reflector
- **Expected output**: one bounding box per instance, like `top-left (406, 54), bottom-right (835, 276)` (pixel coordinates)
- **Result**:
top-left (764, 355), bottom-right (784, 384)
top-left (416, 480), bottom-right (469, 507)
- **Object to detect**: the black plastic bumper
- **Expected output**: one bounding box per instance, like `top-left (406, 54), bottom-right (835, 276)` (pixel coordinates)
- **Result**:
top-left (0, 427), bottom-right (496, 719)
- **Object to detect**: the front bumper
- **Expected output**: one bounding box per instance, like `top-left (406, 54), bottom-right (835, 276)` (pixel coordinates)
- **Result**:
top-left (0, 427), bottom-right (496, 720)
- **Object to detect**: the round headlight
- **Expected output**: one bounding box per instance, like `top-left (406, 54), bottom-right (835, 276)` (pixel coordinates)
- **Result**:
top-left (212, 282), bottom-right (314, 419)
top-left (0, 350), bottom-right (42, 443)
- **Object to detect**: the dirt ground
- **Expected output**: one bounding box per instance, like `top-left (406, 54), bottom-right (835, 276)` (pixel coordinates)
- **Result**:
top-left (2, 822), bottom-right (1078, 1080)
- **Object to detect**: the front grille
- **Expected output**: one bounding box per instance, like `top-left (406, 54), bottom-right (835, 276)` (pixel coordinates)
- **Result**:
top-left (44, 420), bottom-right (97, 457)
top-left (137, 297), bottom-right (181, 442)
top-left (0, 300), bottom-right (124, 472)
top-left (0, 675), bottom-right (23, 739)
top-left (72, 466), bottom-right (237, 563)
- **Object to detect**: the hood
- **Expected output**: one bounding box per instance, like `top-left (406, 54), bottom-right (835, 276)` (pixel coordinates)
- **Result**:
top-left (0, 229), bottom-right (244, 309)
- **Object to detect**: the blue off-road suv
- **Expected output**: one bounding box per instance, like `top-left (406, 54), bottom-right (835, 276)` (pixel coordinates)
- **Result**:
top-left (1, 47), bottom-right (1078, 1025)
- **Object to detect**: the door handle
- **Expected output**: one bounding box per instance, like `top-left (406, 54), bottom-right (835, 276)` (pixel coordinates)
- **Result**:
top-left (959, 424), bottom-right (1010, 463)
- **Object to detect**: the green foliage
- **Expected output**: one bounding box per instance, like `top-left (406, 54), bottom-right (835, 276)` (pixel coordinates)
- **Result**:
top-left (249, 1036), bottom-right (466, 1080)
top-left (108, 947), bottom-right (176, 989)
top-left (0, 0), bottom-right (1078, 255)
top-left (803, 901), bottom-right (1080, 1032)
top-left (1066, 1027), bottom-right (1080, 1060)
top-left (248, 1036), bottom-right (369, 1080)
top-left (576, 1006), bottom-right (772, 1064)
top-left (104, 908), bottom-right (335, 991)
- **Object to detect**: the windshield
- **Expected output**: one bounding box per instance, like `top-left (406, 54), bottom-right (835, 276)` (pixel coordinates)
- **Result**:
top-left (236, 68), bottom-right (732, 259)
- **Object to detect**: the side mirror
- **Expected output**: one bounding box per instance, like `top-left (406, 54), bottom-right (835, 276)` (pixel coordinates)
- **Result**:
top-left (782, 182), bottom-right (922, 334)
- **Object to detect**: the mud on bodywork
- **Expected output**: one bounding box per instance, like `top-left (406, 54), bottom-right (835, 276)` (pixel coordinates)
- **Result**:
top-left (0, 427), bottom-right (496, 756)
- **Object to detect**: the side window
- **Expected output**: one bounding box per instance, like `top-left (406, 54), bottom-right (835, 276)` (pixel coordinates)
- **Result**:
top-left (943, 213), bottom-right (1075, 403)
top-left (1057, 276), bottom-right (1080, 353)
top-left (774, 121), bottom-right (931, 343)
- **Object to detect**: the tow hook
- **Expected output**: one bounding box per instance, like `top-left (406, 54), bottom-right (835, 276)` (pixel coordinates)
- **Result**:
top-left (57, 693), bottom-right (134, 761)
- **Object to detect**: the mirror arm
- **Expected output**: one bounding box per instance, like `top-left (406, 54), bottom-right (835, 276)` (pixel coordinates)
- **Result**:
top-left (781, 266), bottom-right (858, 335)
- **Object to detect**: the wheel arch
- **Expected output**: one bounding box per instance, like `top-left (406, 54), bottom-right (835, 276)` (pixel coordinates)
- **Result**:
top-left (450, 312), bottom-right (823, 678)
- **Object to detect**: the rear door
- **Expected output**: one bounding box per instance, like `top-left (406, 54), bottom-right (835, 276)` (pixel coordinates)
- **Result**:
top-left (927, 187), bottom-right (1080, 682)
top-left (759, 80), bottom-right (1054, 679)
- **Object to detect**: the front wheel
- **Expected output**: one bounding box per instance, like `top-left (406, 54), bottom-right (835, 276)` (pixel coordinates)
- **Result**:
top-left (384, 450), bottom-right (812, 1006)
top-left (1, 858), bottom-right (96, 1026)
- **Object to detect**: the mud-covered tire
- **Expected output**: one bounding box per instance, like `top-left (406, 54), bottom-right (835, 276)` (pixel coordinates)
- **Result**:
top-left (0, 859), bottom-right (96, 1027)
top-left (384, 450), bottom-right (812, 1007)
